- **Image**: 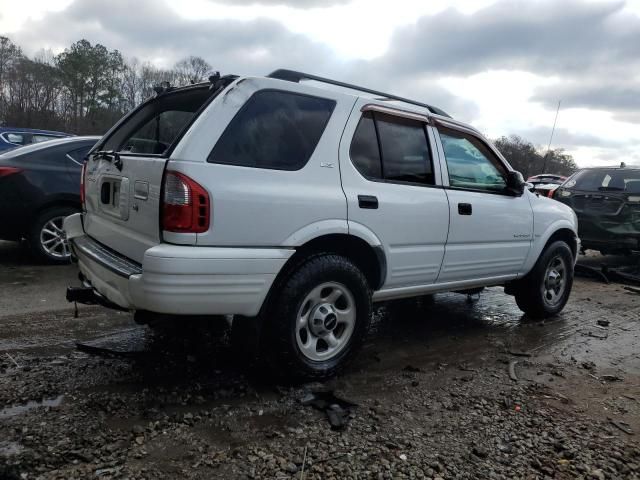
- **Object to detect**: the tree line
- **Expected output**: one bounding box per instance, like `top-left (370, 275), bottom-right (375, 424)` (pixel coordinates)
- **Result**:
top-left (0, 36), bottom-right (576, 176)
top-left (0, 36), bottom-right (211, 135)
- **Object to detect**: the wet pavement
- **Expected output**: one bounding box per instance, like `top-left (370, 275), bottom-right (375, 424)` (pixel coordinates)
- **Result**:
top-left (1, 239), bottom-right (640, 479)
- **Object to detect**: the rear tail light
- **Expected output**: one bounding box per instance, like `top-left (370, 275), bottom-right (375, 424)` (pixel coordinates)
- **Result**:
top-left (80, 162), bottom-right (87, 208)
top-left (547, 188), bottom-right (557, 198)
top-left (0, 166), bottom-right (22, 177)
top-left (161, 171), bottom-right (210, 233)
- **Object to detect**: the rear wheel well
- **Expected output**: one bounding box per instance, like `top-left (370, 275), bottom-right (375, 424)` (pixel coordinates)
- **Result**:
top-left (263, 235), bottom-right (385, 315)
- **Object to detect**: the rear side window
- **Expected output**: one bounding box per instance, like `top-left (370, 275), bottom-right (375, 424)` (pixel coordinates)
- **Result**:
top-left (349, 111), bottom-right (434, 185)
top-left (5, 133), bottom-right (26, 145)
top-left (350, 112), bottom-right (381, 179)
top-left (32, 134), bottom-right (58, 144)
top-left (208, 90), bottom-right (335, 170)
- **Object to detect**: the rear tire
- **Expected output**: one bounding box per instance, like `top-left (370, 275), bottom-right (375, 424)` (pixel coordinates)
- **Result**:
top-left (29, 206), bottom-right (78, 264)
top-left (263, 254), bottom-right (372, 380)
top-left (514, 241), bottom-right (574, 319)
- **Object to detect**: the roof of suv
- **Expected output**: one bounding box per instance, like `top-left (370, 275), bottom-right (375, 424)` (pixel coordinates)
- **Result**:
top-left (158, 69), bottom-right (458, 125)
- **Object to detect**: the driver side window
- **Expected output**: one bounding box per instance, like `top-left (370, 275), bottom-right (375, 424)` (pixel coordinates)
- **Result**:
top-left (438, 127), bottom-right (507, 193)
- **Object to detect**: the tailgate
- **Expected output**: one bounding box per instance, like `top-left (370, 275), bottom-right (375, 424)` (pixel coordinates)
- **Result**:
top-left (82, 84), bottom-right (218, 263)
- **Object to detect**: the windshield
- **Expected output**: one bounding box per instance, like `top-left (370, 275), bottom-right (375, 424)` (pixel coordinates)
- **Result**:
top-left (565, 168), bottom-right (640, 193)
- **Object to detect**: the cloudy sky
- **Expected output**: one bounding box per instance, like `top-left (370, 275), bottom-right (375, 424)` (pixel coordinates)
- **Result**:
top-left (1, 0), bottom-right (640, 167)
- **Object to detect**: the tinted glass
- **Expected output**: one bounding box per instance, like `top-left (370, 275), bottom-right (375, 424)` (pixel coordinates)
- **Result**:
top-left (376, 113), bottom-right (433, 185)
top-left (120, 110), bottom-right (195, 155)
top-left (350, 112), bottom-right (381, 179)
top-left (5, 133), bottom-right (25, 144)
top-left (102, 87), bottom-right (211, 155)
top-left (32, 134), bottom-right (57, 144)
top-left (566, 168), bottom-right (640, 193)
top-left (209, 90), bottom-right (335, 170)
top-left (438, 127), bottom-right (507, 192)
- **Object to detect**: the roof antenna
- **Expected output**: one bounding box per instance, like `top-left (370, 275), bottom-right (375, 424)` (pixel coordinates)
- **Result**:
top-left (541, 100), bottom-right (561, 174)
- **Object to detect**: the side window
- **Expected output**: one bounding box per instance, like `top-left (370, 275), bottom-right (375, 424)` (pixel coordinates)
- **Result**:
top-left (32, 134), bottom-right (57, 144)
top-left (376, 113), bottom-right (433, 185)
top-left (5, 133), bottom-right (26, 145)
top-left (349, 111), bottom-right (434, 185)
top-left (209, 90), bottom-right (336, 170)
top-left (350, 112), bottom-right (381, 179)
top-left (438, 127), bottom-right (507, 192)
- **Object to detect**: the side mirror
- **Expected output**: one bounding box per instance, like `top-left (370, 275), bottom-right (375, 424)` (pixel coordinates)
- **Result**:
top-left (506, 171), bottom-right (526, 196)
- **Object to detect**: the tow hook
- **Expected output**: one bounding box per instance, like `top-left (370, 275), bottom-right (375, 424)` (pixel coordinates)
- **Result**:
top-left (66, 286), bottom-right (128, 312)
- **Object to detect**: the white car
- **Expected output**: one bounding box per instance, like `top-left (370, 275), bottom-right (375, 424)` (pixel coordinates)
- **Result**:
top-left (64, 70), bottom-right (579, 379)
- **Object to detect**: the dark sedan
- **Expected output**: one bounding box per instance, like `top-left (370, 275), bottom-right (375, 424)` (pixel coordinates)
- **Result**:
top-left (553, 164), bottom-right (640, 255)
top-left (0, 136), bottom-right (99, 263)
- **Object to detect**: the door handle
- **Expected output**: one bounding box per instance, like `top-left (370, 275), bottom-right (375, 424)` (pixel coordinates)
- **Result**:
top-left (358, 195), bottom-right (378, 209)
top-left (458, 203), bottom-right (472, 215)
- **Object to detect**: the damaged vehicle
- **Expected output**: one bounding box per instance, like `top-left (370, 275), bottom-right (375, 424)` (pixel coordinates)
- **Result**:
top-left (64, 70), bottom-right (579, 379)
top-left (553, 164), bottom-right (640, 255)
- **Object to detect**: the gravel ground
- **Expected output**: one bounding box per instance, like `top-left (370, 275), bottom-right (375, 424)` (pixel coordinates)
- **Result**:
top-left (1, 241), bottom-right (640, 479)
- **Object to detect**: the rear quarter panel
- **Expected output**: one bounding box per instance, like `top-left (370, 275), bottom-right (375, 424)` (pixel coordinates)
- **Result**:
top-left (169, 77), bottom-right (357, 247)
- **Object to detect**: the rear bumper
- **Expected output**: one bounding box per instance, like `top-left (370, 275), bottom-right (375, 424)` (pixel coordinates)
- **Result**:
top-left (63, 214), bottom-right (293, 316)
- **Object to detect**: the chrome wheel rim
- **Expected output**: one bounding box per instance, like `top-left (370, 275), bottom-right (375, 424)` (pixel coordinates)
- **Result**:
top-left (40, 216), bottom-right (70, 259)
top-left (296, 282), bottom-right (356, 362)
top-left (541, 254), bottom-right (567, 307)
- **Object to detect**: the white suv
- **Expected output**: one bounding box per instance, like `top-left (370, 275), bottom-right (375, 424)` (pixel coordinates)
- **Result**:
top-left (64, 70), bottom-right (579, 379)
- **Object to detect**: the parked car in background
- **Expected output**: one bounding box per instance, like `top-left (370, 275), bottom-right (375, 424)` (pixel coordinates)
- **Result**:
top-left (527, 174), bottom-right (567, 197)
top-left (0, 127), bottom-right (72, 152)
top-left (64, 70), bottom-right (578, 380)
top-left (553, 164), bottom-right (640, 255)
top-left (0, 136), bottom-right (99, 263)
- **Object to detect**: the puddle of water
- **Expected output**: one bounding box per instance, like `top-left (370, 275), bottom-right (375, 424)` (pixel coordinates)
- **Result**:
top-left (0, 395), bottom-right (64, 419)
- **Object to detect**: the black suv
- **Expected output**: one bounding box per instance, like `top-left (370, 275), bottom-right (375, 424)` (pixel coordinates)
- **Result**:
top-left (553, 164), bottom-right (640, 254)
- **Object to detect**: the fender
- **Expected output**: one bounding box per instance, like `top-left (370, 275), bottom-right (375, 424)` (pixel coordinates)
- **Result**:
top-left (282, 219), bottom-right (349, 246)
top-left (346, 220), bottom-right (383, 248)
top-left (520, 218), bottom-right (577, 275)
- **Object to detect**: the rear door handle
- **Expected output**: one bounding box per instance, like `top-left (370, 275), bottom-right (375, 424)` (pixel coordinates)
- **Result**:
top-left (458, 203), bottom-right (472, 215)
top-left (358, 195), bottom-right (378, 209)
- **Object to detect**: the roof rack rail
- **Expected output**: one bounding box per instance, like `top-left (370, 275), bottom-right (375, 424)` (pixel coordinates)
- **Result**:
top-left (267, 69), bottom-right (451, 118)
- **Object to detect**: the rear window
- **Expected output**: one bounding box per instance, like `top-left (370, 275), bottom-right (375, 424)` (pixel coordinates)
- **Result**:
top-left (566, 169), bottom-right (640, 193)
top-left (208, 90), bottom-right (335, 170)
top-left (101, 87), bottom-right (212, 155)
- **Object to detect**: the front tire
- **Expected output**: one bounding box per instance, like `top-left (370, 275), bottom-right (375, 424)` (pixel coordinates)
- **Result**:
top-left (514, 240), bottom-right (574, 319)
top-left (29, 206), bottom-right (78, 264)
top-left (265, 254), bottom-right (372, 380)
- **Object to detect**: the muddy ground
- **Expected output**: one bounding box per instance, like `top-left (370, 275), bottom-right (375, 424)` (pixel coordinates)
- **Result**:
top-left (1, 240), bottom-right (640, 480)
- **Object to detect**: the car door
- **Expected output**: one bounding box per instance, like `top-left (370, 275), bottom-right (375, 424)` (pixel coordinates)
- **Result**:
top-left (339, 102), bottom-right (450, 288)
top-left (432, 123), bottom-right (533, 283)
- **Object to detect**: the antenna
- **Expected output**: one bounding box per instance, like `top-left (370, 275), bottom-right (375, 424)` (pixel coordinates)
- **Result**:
top-left (541, 100), bottom-right (561, 174)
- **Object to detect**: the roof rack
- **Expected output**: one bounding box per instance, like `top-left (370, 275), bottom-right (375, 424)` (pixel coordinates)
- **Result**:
top-left (267, 69), bottom-right (452, 118)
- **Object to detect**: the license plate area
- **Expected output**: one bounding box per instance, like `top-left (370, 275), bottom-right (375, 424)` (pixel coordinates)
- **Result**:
top-left (99, 176), bottom-right (129, 220)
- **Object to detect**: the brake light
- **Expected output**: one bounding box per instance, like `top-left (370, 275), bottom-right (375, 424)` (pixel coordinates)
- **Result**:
top-left (161, 171), bottom-right (210, 233)
top-left (547, 188), bottom-right (557, 198)
top-left (80, 162), bottom-right (87, 208)
top-left (0, 166), bottom-right (22, 177)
